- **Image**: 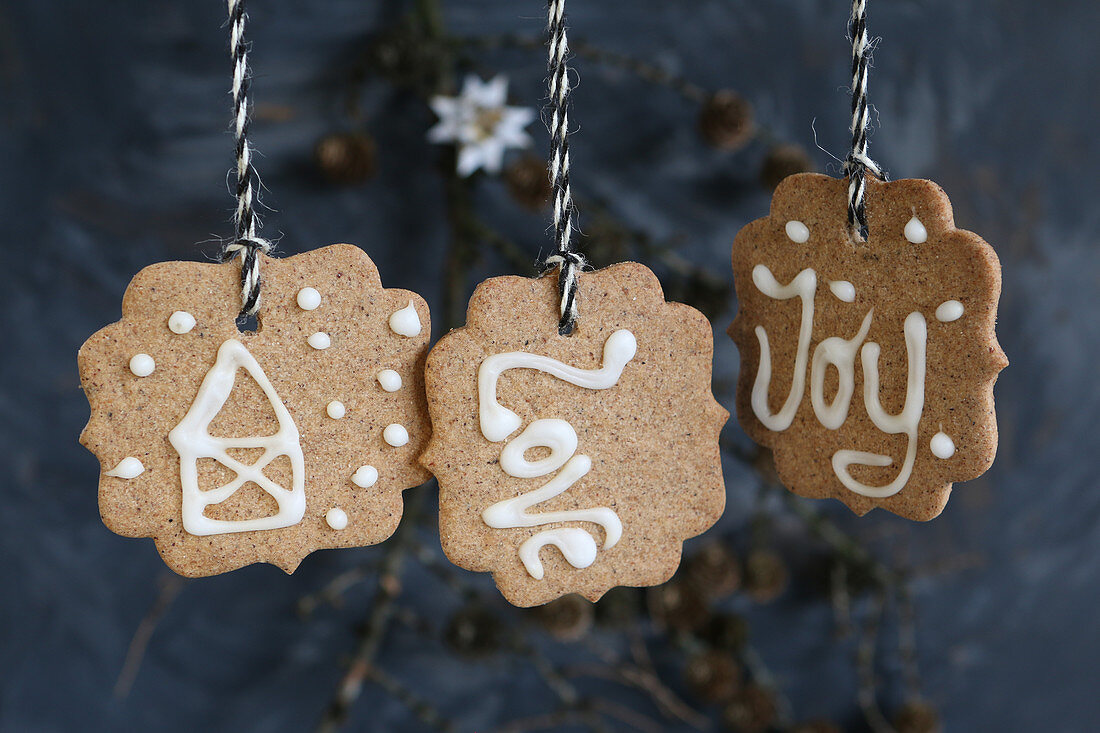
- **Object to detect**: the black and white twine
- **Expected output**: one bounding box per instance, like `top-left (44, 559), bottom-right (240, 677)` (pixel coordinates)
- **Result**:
top-left (843, 0), bottom-right (885, 240)
top-left (543, 0), bottom-right (584, 336)
top-left (221, 0), bottom-right (270, 317)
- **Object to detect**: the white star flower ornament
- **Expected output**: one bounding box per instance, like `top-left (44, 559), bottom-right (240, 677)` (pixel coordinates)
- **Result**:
top-left (428, 75), bottom-right (537, 177)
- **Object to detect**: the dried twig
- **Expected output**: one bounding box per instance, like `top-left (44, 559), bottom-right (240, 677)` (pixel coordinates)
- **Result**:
top-left (114, 573), bottom-right (186, 699)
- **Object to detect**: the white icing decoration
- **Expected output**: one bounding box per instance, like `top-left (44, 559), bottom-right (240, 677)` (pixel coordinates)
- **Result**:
top-left (129, 353), bottom-right (155, 377)
top-left (105, 457), bottom-right (144, 479)
top-left (935, 300), bottom-right (964, 322)
top-left (810, 310), bottom-right (874, 430)
top-left (749, 266), bottom-right (932, 499)
top-left (297, 287), bottom-right (321, 311)
top-left (829, 280), bottom-right (856, 303)
top-left (352, 465), bottom-right (378, 488)
top-left (479, 329), bottom-right (637, 443)
top-left (326, 508), bottom-right (348, 530)
top-left (383, 423), bottom-right (409, 447)
top-left (168, 339), bottom-right (305, 536)
top-left (389, 300), bottom-right (422, 337)
top-left (308, 332), bottom-right (331, 350)
top-left (326, 401), bottom-right (346, 419)
top-left (168, 311), bottom-right (196, 334)
top-left (832, 312), bottom-right (927, 498)
top-left (751, 266), bottom-right (816, 432)
top-left (377, 369), bottom-right (402, 392)
top-left (785, 220), bottom-right (810, 243)
top-left (904, 216), bottom-right (928, 244)
top-left (930, 432), bottom-right (956, 459)
top-left (478, 331), bottom-right (635, 579)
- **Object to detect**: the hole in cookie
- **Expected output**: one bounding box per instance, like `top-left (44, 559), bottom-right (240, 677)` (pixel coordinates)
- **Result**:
top-left (236, 314), bottom-right (259, 333)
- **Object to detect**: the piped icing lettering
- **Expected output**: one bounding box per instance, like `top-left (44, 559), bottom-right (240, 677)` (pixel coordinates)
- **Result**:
top-left (168, 339), bottom-right (305, 536)
top-left (751, 261), bottom-right (940, 498)
top-left (478, 331), bottom-right (635, 579)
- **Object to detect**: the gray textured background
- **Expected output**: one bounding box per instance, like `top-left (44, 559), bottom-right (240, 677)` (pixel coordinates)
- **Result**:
top-left (2, 0), bottom-right (1098, 730)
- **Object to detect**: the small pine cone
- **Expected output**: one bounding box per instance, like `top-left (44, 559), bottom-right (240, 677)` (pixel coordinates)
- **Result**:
top-left (893, 700), bottom-right (942, 733)
top-left (684, 543), bottom-right (741, 599)
top-left (759, 143), bottom-right (813, 190)
top-left (722, 684), bottom-right (777, 733)
top-left (792, 721), bottom-right (842, 733)
top-left (595, 586), bottom-right (644, 628)
top-left (504, 155), bottom-right (552, 210)
top-left (444, 605), bottom-right (503, 658)
top-left (684, 650), bottom-right (742, 704)
top-left (648, 581), bottom-right (711, 633)
top-left (743, 550), bottom-right (789, 603)
top-left (314, 132), bottom-right (377, 184)
top-left (702, 613), bottom-right (749, 652)
top-left (699, 90), bottom-right (755, 151)
top-left (530, 594), bottom-right (593, 641)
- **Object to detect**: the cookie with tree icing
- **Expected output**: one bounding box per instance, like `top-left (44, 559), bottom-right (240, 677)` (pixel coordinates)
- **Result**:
top-left (730, 173), bottom-right (1006, 520)
top-left (422, 263), bottom-right (727, 607)
top-left (79, 244), bottom-right (432, 576)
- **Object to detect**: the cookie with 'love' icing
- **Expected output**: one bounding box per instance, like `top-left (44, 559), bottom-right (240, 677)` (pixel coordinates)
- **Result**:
top-left (421, 262), bottom-right (728, 607)
top-left (730, 173), bottom-right (1006, 520)
top-left (79, 244), bottom-right (431, 576)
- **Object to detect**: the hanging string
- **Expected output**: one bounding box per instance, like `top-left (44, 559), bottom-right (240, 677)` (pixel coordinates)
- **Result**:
top-left (543, 0), bottom-right (585, 336)
top-left (221, 0), bottom-right (271, 317)
top-left (843, 0), bottom-right (885, 240)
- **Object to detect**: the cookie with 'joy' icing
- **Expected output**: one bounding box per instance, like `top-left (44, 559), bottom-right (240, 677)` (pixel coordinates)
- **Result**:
top-left (421, 262), bottom-right (728, 607)
top-left (729, 173), bottom-right (1006, 520)
top-left (79, 244), bottom-right (431, 576)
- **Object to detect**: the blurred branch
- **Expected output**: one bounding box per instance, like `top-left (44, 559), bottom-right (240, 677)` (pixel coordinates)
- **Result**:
top-left (114, 573), bottom-right (186, 700)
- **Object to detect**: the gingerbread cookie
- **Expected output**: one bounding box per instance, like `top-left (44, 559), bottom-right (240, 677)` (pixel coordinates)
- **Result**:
top-left (422, 262), bottom-right (727, 607)
top-left (730, 173), bottom-right (1006, 520)
top-left (79, 244), bottom-right (432, 576)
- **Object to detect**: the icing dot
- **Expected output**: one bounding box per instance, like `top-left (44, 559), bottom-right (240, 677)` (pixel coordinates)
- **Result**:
top-left (129, 354), bottom-right (155, 377)
top-left (785, 220), bottom-right (810, 243)
top-left (326, 401), bottom-right (346, 419)
top-left (383, 423), bottom-right (409, 447)
top-left (326, 508), bottom-right (348, 530)
top-left (377, 369), bottom-right (402, 392)
top-left (168, 311), bottom-right (195, 334)
top-left (352, 465), bottom-right (379, 488)
top-left (389, 300), bottom-right (422, 337)
top-left (930, 432), bottom-right (956, 459)
top-left (308, 332), bottom-right (331, 350)
top-left (105, 457), bottom-right (144, 479)
top-left (904, 216), bottom-right (928, 244)
top-left (297, 287), bottom-right (321, 310)
top-left (829, 280), bottom-right (856, 303)
top-left (935, 300), bottom-right (964, 323)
